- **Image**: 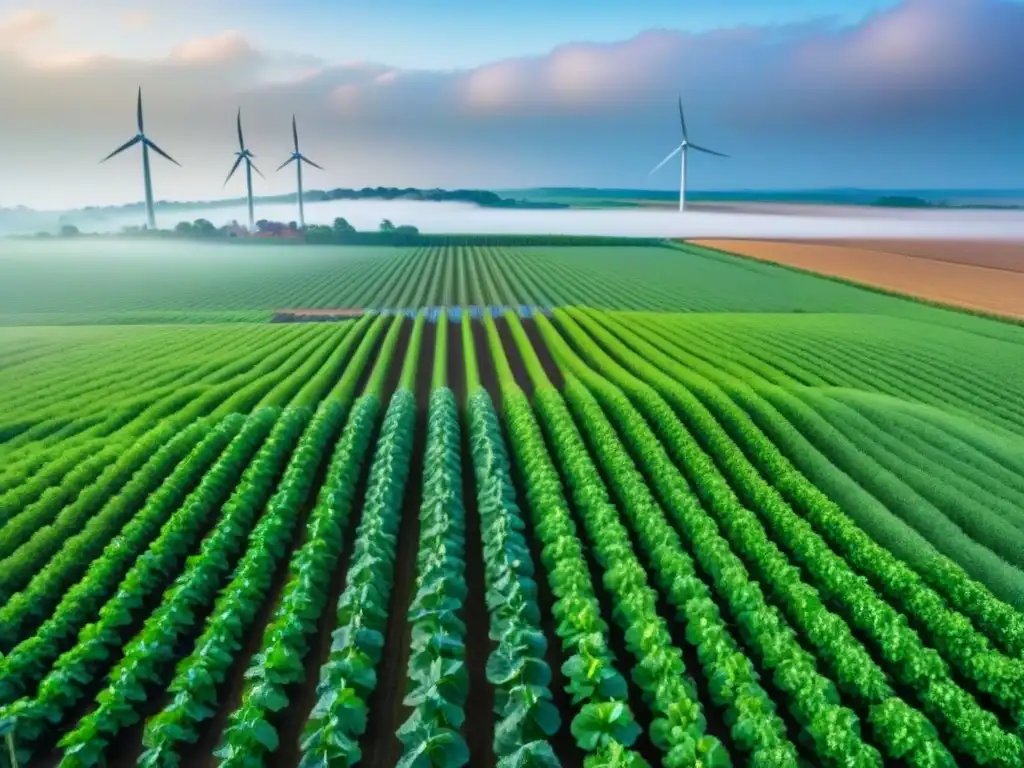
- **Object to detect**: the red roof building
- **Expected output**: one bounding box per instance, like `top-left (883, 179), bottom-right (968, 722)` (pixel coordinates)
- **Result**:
top-left (254, 226), bottom-right (302, 239)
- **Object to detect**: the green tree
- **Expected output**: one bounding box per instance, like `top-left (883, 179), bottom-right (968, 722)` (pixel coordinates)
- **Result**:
top-left (193, 218), bottom-right (217, 236)
top-left (379, 218), bottom-right (395, 233)
top-left (332, 217), bottom-right (356, 234)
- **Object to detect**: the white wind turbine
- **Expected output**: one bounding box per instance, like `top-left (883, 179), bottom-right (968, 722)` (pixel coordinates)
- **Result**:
top-left (276, 115), bottom-right (323, 229)
top-left (100, 87), bottom-right (181, 230)
top-left (224, 109), bottom-right (264, 232)
top-left (649, 95), bottom-right (727, 211)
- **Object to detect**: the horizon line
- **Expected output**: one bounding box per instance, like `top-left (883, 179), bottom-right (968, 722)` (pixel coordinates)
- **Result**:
top-left (6, 185), bottom-right (1024, 216)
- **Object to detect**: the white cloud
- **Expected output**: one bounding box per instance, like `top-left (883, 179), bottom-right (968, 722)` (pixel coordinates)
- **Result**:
top-left (169, 30), bottom-right (253, 64)
top-left (0, 9), bottom-right (54, 46)
top-left (328, 82), bottom-right (361, 108)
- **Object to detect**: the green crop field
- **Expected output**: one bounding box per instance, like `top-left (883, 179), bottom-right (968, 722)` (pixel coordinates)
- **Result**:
top-left (6, 240), bottom-right (1024, 338)
top-left (1, 240), bottom-right (1023, 768)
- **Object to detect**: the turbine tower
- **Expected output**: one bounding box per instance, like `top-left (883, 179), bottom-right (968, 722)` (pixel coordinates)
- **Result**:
top-left (649, 95), bottom-right (727, 212)
top-left (101, 87), bottom-right (181, 230)
top-left (277, 115), bottom-right (323, 229)
top-left (224, 109), bottom-right (264, 232)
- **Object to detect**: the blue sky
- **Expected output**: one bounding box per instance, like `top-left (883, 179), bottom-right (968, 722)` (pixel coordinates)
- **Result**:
top-left (0, 0), bottom-right (1022, 208)
top-left (17, 0), bottom-right (902, 69)
top-left (225, 0), bottom-right (902, 68)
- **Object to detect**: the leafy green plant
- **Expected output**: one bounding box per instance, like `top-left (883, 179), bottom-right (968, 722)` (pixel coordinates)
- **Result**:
top-left (139, 313), bottom-right (387, 768)
top-left (0, 420), bottom-right (211, 650)
top-left (214, 392), bottom-right (405, 767)
top-left (297, 390), bottom-right (417, 767)
top-left (0, 413), bottom-right (243, 669)
top-left (0, 410), bottom-right (276, 765)
top-left (479, 315), bottom-right (645, 764)
top-left (395, 386), bottom-right (470, 768)
top-left (0, 441), bottom-right (129, 557)
top-left (537, 314), bottom-right (890, 766)
top-left (222, 318), bottom-right (412, 767)
top-left (574, 308), bottom-right (1024, 764)
top-left (626, 310), bottom-right (1024, 656)
top-left (0, 441), bottom-right (121, 530)
top-left (57, 406), bottom-right (313, 767)
top-left (466, 382), bottom-right (562, 765)
top-left (0, 421), bottom-right (185, 599)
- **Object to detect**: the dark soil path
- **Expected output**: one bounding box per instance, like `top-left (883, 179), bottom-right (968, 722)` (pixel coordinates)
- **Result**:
top-left (493, 319), bottom-right (532, 396)
top-left (521, 318), bottom-right (564, 390)
top-left (471, 320), bottom-right (495, 399)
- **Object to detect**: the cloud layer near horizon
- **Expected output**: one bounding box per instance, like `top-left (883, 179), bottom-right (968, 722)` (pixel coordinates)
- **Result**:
top-left (1, 0), bottom-right (1022, 209)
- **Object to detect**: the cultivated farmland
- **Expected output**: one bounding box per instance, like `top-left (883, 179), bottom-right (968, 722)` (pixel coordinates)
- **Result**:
top-left (1, 240), bottom-right (1023, 768)
top-left (7, 239), bottom-right (1024, 332)
top-left (693, 238), bottom-right (1024, 320)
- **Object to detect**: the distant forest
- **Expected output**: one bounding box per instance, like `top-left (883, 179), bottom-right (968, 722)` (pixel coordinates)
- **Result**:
top-left (40, 216), bottom-right (657, 247)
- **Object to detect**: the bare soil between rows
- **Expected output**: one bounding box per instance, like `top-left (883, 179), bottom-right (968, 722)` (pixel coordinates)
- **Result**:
top-left (691, 238), bottom-right (1024, 320)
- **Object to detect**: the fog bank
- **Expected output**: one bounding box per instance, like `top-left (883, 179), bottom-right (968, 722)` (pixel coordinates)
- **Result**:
top-left (42, 199), bottom-right (1024, 241)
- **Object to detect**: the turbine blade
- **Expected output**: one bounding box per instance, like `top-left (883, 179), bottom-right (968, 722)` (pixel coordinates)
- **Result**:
top-left (678, 95), bottom-right (688, 142)
top-left (100, 135), bottom-right (142, 163)
top-left (224, 155), bottom-right (244, 186)
top-left (248, 159), bottom-right (265, 179)
top-left (145, 138), bottom-right (182, 166)
top-left (300, 155), bottom-right (324, 170)
top-left (237, 109), bottom-right (244, 150)
top-left (276, 156), bottom-right (296, 172)
top-left (648, 144), bottom-right (683, 175)
top-left (292, 115), bottom-right (299, 153)
top-left (688, 143), bottom-right (729, 158)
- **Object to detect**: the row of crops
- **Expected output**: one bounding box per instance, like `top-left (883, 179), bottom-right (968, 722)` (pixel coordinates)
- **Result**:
top-left (6, 241), bottom-right (1024, 347)
top-left (2, 306), bottom-right (1023, 768)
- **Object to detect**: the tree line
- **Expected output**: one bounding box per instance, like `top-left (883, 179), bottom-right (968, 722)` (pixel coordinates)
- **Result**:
top-left (46, 218), bottom-right (660, 247)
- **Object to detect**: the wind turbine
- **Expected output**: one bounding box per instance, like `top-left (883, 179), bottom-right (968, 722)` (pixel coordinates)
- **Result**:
top-left (101, 87), bottom-right (181, 230)
top-left (277, 115), bottom-right (323, 229)
top-left (649, 95), bottom-right (727, 212)
top-left (224, 109), bottom-right (264, 232)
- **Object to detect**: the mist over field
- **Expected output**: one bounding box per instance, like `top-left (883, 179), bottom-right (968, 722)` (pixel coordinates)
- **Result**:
top-left (42, 198), bottom-right (1024, 242)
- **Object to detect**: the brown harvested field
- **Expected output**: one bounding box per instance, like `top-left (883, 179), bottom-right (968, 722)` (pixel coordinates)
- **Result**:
top-left (807, 239), bottom-right (1024, 273)
top-left (692, 238), bottom-right (1024, 320)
